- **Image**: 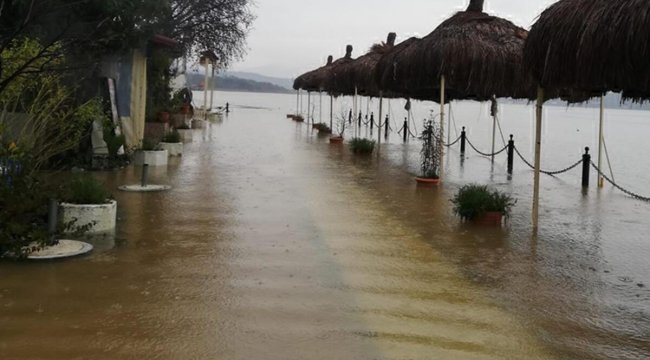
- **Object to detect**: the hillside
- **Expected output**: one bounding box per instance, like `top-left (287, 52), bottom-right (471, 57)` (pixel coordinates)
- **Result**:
top-left (186, 73), bottom-right (292, 94)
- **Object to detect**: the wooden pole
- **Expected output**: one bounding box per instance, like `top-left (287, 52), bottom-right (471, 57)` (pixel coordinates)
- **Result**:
top-left (439, 76), bottom-right (446, 178)
top-left (307, 92), bottom-right (311, 124)
top-left (378, 92), bottom-right (383, 144)
top-left (330, 95), bottom-right (333, 131)
top-left (354, 87), bottom-right (358, 137)
top-left (209, 64), bottom-right (216, 110)
top-left (533, 87), bottom-right (544, 232)
top-left (598, 95), bottom-right (605, 188)
top-left (296, 90), bottom-right (300, 116)
top-left (447, 103), bottom-right (451, 144)
top-left (491, 98), bottom-right (497, 162)
top-left (319, 92), bottom-right (323, 124)
top-left (203, 62), bottom-right (209, 111)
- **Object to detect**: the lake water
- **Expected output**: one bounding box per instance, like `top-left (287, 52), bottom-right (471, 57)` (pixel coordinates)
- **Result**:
top-left (0, 90), bottom-right (647, 359)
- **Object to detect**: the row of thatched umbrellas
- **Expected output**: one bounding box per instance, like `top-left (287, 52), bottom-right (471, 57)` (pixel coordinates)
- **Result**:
top-left (293, 0), bottom-right (650, 231)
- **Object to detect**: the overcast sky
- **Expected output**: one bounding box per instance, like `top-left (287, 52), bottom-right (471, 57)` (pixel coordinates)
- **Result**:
top-left (229, 0), bottom-right (558, 79)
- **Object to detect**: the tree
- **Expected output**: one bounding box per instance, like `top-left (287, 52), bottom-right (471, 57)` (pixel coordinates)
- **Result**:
top-left (169, 0), bottom-right (255, 67)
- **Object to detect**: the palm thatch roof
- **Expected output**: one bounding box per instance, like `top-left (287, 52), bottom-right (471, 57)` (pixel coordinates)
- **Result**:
top-left (385, 0), bottom-right (535, 102)
top-left (293, 55), bottom-right (333, 92)
top-left (374, 36), bottom-right (426, 100)
top-left (321, 45), bottom-right (356, 96)
top-left (334, 33), bottom-right (397, 97)
top-left (524, 0), bottom-right (650, 102)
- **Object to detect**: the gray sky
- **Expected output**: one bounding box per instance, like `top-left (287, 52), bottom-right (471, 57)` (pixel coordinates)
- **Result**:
top-left (229, 0), bottom-right (557, 79)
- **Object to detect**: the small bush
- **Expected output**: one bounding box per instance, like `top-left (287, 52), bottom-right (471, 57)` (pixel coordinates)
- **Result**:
top-left (349, 138), bottom-right (376, 154)
top-left (452, 184), bottom-right (516, 221)
top-left (313, 123), bottom-right (331, 134)
top-left (141, 138), bottom-right (160, 151)
top-left (162, 130), bottom-right (181, 143)
top-left (63, 175), bottom-right (112, 205)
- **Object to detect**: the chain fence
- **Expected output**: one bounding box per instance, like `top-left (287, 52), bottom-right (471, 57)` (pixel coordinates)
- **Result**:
top-left (591, 161), bottom-right (650, 202)
top-left (466, 137), bottom-right (508, 157)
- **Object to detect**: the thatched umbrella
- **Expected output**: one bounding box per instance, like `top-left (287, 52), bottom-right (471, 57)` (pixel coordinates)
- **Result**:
top-left (334, 33), bottom-right (398, 141)
top-left (293, 55), bottom-right (333, 118)
top-left (322, 45), bottom-right (356, 96)
top-left (381, 0), bottom-right (534, 178)
top-left (523, 0), bottom-right (650, 230)
top-left (374, 36), bottom-right (424, 100)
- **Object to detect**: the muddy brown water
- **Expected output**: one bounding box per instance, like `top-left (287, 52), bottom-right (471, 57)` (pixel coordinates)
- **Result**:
top-left (1, 93), bottom-right (648, 359)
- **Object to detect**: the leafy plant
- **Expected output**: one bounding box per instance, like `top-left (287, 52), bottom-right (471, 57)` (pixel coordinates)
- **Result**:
top-left (313, 123), bottom-right (331, 134)
top-left (349, 138), bottom-right (376, 154)
top-left (452, 184), bottom-right (516, 221)
top-left (140, 138), bottom-right (160, 151)
top-left (420, 120), bottom-right (441, 179)
top-left (62, 175), bottom-right (112, 205)
top-left (162, 129), bottom-right (181, 143)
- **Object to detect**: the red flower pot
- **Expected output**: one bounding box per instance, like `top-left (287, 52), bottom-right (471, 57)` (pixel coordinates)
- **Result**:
top-left (474, 211), bottom-right (503, 226)
top-left (158, 111), bottom-right (170, 123)
top-left (415, 177), bottom-right (441, 185)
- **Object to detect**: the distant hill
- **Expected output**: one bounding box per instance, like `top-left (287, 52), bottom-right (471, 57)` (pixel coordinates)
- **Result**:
top-left (186, 73), bottom-right (292, 94)
top-left (223, 71), bottom-right (294, 90)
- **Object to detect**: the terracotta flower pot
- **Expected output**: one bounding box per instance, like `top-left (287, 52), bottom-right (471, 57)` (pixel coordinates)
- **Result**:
top-left (329, 136), bottom-right (344, 144)
top-left (181, 104), bottom-right (191, 114)
top-left (415, 177), bottom-right (441, 185)
top-left (158, 111), bottom-right (170, 123)
top-left (474, 211), bottom-right (503, 226)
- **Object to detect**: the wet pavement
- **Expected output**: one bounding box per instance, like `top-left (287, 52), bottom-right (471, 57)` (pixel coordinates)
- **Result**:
top-left (0, 92), bottom-right (648, 359)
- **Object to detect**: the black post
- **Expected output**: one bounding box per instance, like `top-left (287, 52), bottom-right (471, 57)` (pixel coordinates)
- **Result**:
top-left (225, 102), bottom-right (230, 113)
top-left (507, 134), bottom-right (515, 174)
top-left (460, 126), bottom-right (466, 154)
top-left (403, 119), bottom-right (408, 142)
top-left (370, 113), bottom-right (374, 130)
top-left (384, 115), bottom-right (389, 135)
top-left (348, 109), bottom-right (352, 124)
top-left (358, 112), bottom-right (362, 127)
top-left (582, 147), bottom-right (591, 188)
top-left (141, 164), bottom-right (149, 188)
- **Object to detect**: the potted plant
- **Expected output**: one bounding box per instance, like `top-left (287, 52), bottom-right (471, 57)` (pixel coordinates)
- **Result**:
top-left (415, 120), bottom-right (441, 184)
top-left (452, 184), bottom-right (516, 226)
top-left (175, 123), bottom-right (193, 143)
top-left (133, 138), bottom-right (168, 166)
top-left (159, 129), bottom-right (183, 156)
top-left (59, 175), bottom-right (116, 234)
top-left (293, 115), bottom-right (305, 122)
top-left (349, 138), bottom-right (375, 155)
top-left (330, 113), bottom-right (346, 144)
top-left (313, 123), bottom-right (332, 135)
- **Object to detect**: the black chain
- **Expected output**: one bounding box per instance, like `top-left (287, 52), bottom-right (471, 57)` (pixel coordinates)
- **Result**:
top-left (514, 146), bottom-right (583, 176)
top-left (466, 137), bottom-right (508, 157)
top-left (444, 135), bottom-right (462, 148)
top-left (590, 161), bottom-right (650, 202)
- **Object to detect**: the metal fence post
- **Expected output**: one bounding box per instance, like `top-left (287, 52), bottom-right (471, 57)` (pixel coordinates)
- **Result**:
top-left (460, 127), bottom-right (466, 154)
top-left (370, 113), bottom-right (374, 130)
top-left (507, 135), bottom-right (515, 174)
top-left (403, 119), bottom-right (408, 142)
top-left (141, 164), bottom-right (149, 188)
top-left (582, 147), bottom-right (591, 188)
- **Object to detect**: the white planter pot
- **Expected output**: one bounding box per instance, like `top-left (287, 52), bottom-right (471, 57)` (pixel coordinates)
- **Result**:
top-left (59, 200), bottom-right (117, 234)
top-left (177, 129), bottom-right (193, 143)
top-left (134, 150), bottom-right (168, 166)
top-left (159, 142), bottom-right (183, 156)
top-left (192, 119), bottom-right (206, 129)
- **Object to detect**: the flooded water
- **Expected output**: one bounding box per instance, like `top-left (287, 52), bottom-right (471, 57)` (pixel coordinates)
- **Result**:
top-left (0, 91), bottom-right (648, 359)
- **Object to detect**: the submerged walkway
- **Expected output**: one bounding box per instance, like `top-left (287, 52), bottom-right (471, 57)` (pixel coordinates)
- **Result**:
top-left (1, 99), bottom-right (647, 359)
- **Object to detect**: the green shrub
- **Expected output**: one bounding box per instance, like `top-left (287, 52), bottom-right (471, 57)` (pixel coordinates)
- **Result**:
top-left (63, 175), bottom-right (112, 205)
top-left (313, 123), bottom-right (331, 134)
top-left (162, 130), bottom-right (181, 143)
top-left (451, 184), bottom-right (516, 221)
top-left (349, 138), bottom-right (375, 154)
top-left (141, 138), bottom-right (160, 151)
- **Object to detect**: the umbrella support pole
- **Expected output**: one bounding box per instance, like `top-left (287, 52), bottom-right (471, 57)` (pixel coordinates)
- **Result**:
top-left (203, 62), bottom-right (210, 111)
top-left (330, 95), bottom-right (334, 131)
top-left (209, 64), bottom-right (216, 110)
top-left (533, 87), bottom-right (544, 232)
top-left (378, 93), bottom-right (383, 144)
top-left (439, 76), bottom-right (446, 178)
top-left (319, 92), bottom-right (323, 124)
top-left (296, 90), bottom-right (300, 116)
top-left (598, 95), bottom-right (605, 188)
top-left (307, 92), bottom-right (311, 124)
